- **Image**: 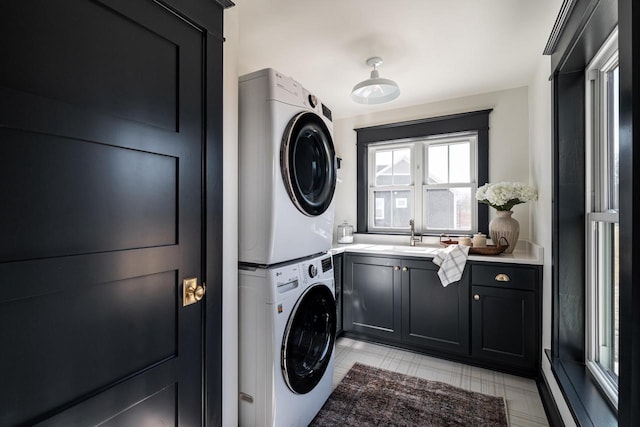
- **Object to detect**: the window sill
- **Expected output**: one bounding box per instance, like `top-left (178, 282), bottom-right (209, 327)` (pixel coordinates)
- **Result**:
top-left (546, 350), bottom-right (617, 426)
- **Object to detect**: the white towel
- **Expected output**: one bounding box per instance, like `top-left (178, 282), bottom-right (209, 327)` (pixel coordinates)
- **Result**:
top-left (432, 244), bottom-right (470, 287)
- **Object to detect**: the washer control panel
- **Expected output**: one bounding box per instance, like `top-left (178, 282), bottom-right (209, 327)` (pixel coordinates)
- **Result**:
top-left (308, 264), bottom-right (317, 278)
top-left (299, 255), bottom-right (333, 285)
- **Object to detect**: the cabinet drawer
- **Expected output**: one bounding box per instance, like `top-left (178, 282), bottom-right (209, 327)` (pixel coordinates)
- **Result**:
top-left (471, 264), bottom-right (537, 291)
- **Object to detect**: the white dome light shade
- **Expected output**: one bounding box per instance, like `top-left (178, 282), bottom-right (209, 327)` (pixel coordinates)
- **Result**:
top-left (351, 57), bottom-right (400, 105)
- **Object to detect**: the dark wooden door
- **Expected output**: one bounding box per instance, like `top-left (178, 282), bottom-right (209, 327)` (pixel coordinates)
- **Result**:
top-left (401, 259), bottom-right (469, 355)
top-left (343, 255), bottom-right (402, 341)
top-left (0, 1), bottom-right (209, 425)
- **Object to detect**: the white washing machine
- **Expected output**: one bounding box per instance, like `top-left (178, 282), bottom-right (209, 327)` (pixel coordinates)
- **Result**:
top-left (239, 253), bottom-right (336, 427)
top-left (239, 68), bottom-right (337, 266)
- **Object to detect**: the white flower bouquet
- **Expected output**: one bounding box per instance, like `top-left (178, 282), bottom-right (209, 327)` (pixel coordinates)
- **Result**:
top-left (476, 182), bottom-right (538, 211)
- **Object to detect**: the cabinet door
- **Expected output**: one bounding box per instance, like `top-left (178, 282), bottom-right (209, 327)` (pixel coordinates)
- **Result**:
top-left (343, 255), bottom-right (402, 341)
top-left (471, 285), bottom-right (536, 370)
top-left (402, 259), bottom-right (469, 354)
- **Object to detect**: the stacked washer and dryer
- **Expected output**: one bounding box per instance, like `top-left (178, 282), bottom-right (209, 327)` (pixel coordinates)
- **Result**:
top-left (237, 69), bottom-right (338, 427)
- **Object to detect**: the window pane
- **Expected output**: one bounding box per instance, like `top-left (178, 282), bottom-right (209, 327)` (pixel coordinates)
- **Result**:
top-left (374, 148), bottom-right (411, 186)
top-left (607, 66), bottom-right (619, 210)
top-left (373, 190), bottom-right (411, 228)
top-left (594, 221), bottom-right (619, 381)
top-left (424, 187), bottom-right (471, 231)
top-left (449, 142), bottom-right (471, 183)
top-left (393, 148), bottom-right (411, 185)
top-left (427, 145), bottom-right (448, 184)
top-left (374, 151), bottom-right (392, 186)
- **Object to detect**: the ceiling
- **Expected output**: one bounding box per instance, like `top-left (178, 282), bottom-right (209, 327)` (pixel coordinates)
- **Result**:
top-left (236, 0), bottom-right (562, 120)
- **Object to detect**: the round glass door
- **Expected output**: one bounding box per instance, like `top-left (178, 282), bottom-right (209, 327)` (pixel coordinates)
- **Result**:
top-left (281, 112), bottom-right (336, 216)
top-left (281, 284), bottom-right (336, 394)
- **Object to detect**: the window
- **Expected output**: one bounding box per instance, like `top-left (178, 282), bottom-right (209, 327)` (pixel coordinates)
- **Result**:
top-left (585, 27), bottom-right (619, 408)
top-left (368, 133), bottom-right (477, 233)
top-left (370, 146), bottom-right (413, 228)
top-left (355, 110), bottom-right (491, 235)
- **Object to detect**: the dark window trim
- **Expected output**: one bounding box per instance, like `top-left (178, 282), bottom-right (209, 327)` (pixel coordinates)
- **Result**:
top-left (355, 109), bottom-right (491, 234)
top-left (546, 0), bottom-right (637, 425)
top-left (544, 350), bottom-right (617, 426)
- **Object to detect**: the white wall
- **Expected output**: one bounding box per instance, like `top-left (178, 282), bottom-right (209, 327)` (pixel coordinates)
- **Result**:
top-left (222, 4), bottom-right (239, 426)
top-left (528, 56), bottom-right (576, 426)
top-left (333, 87), bottom-right (532, 239)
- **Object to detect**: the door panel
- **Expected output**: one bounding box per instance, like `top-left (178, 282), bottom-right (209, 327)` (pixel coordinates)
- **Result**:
top-left (99, 385), bottom-right (177, 427)
top-left (1, 2), bottom-right (179, 131)
top-left (1, 129), bottom-right (178, 261)
top-left (0, 1), bottom-right (206, 425)
top-left (1, 271), bottom-right (178, 420)
top-left (33, 364), bottom-right (178, 427)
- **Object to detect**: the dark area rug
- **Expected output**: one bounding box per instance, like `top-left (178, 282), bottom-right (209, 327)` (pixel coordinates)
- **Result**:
top-left (310, 363), bottom-right (508, 427)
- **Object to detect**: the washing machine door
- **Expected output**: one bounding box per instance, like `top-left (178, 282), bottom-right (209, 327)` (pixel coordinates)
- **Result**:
top-left (281, 112), bottom-right (337, 216)
top-left (281, 284), bottom-right (336, 394)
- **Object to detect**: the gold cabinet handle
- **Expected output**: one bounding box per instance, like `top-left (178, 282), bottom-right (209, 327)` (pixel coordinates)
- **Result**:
top-left (402, 266), bottom-right (408, 272)
top-left (473, 294), bottom-right (480, 301)
top-left (394, 266), bottom-right (400, 271)
top-left (495, 273), bottom-right (510, 282)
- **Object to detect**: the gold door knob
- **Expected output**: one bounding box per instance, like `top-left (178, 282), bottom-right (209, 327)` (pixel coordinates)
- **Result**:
top-left (194, 284), bottom-right (206, 301)
top-left (183, 278), bottom-right (206, 306)
top-left (473, 294), bottom-right (480, 301)
top-left (495, 273), bottom-right (510, 282)
top-left (402, 267), bottom-right (408, 272)
top-left (394, 266), bottom-right (400, 271)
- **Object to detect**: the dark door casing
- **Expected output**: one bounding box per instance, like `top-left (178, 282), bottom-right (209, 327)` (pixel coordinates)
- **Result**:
top-left (0, 1), bottom-right (224, 425)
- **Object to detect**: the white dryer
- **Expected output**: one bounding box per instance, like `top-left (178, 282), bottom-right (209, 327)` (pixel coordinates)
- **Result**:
top-left (239, 68), bottom-right (337, 265)
top-left (239, 253), bottom-right (336, 427)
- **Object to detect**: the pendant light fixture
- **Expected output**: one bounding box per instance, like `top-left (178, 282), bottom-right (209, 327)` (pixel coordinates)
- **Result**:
top-left (351, 57), bottom-right (400, 104)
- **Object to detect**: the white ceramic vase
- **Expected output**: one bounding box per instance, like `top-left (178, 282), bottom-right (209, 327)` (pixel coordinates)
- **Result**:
top-left (489, 210), bottom-right (519, 254)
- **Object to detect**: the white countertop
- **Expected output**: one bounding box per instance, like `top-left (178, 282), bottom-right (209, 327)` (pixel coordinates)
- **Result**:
top-left (330, 234), bottom-right (543, 265)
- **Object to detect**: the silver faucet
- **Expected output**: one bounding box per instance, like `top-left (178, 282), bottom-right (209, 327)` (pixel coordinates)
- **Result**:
top-left (409, 218), bottom-right (422, 246)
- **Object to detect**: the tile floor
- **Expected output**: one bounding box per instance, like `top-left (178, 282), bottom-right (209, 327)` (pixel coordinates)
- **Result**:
top-left (333, 337), bottom-right (549, 427)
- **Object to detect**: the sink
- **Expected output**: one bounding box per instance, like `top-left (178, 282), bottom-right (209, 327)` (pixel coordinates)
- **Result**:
top-left (339, 243), bottom-right (440, 256)
top-left (397, 246), bottom-right (439, 254)
top-left (358, 244), bottom-right (439, 254)
top-left (366, 245), bottom-right (394, 251)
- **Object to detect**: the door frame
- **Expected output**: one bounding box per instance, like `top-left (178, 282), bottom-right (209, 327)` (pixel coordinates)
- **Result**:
top-left (149, 1), bottom-right (232, 425)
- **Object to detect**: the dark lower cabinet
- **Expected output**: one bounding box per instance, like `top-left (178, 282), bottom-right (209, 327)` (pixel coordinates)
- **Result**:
top-left (470, 263), bottom-right (540, 375)
top-left (401, 258), bottom-right (469, 355)
top-left (343, 253), bottom-right (541, 377)
top-left (343, 254), bottom-right (469, 354)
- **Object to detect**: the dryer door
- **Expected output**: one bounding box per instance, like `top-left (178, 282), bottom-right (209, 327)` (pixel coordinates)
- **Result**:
top-left (281, 284), bottom-right (336, 394)
top-left (281, 112), bottom-right (336, 216)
